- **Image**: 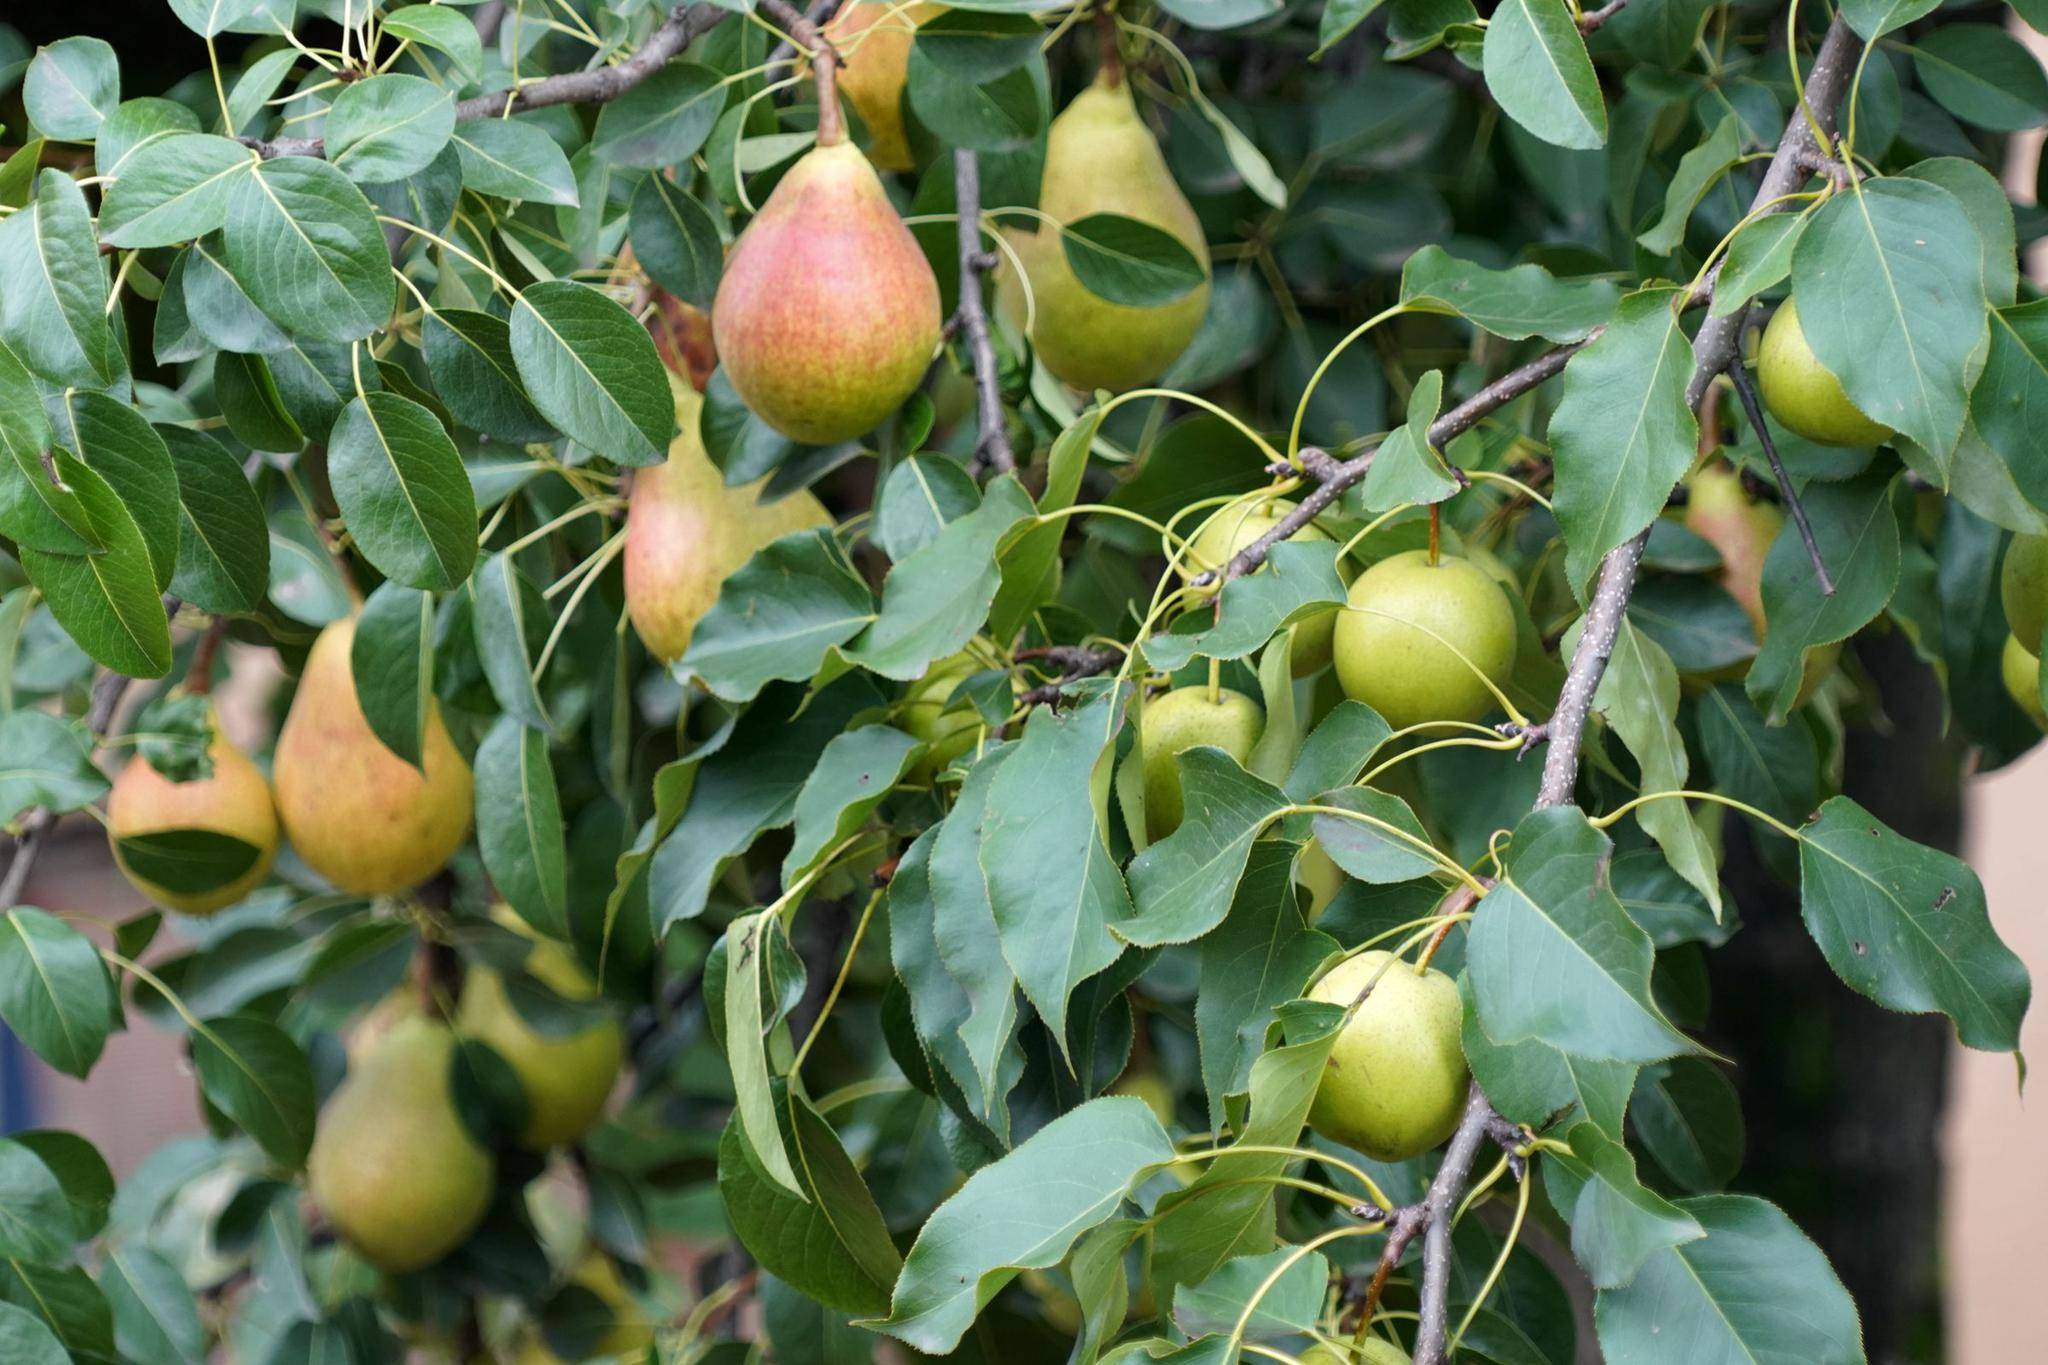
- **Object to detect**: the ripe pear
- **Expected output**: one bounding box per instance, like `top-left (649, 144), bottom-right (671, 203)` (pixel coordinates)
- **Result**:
top-left (1757, 300), bottom-right (1893, 448)
top-left (623, 379), bottom-right (833, 661)
top-left (1306, 950), bottom-right (1468, 1162)
top-left (1183, 497), bottom-right (1341, 676)
top-left (106, 719), bottom-right (278, 915)
top-left (711, 138), bottom-right (941, 443)
top-left (1331, 551), bottom-right (1516, 731)
top-left (308, 1015), bottom-right (494, 1274)
top-left (457, 934), bottom-right (623, 1150)
top-left (2004, 635), bottom-right (2046, 729)
top-left (998, 71), bottom-right (1212, 393)
top-left (1140, 686), bottom-right (1263, 839)
top-left (900, 650), bottom-right (1002, 780)
top-left (272, 617), bottom-right (473, 896)
top-left (1682, 463), bottom-right (1839, 699)
top-left (822, 2), bottom-right (942, 172)
top-left (2000, 532), bottom-right (2048, 650)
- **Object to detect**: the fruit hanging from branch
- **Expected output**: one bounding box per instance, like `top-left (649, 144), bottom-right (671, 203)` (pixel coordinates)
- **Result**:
top-left (106, 719), bottom-right (279, 915)
top-left (1306, 950), bottom-right (1469, 1164)
top-left (1332, 550), bottom-right (1517, 730)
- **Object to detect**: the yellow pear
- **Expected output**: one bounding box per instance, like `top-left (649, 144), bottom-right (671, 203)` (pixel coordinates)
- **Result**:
top-left (1139, 686), bottom-right (1263, 840)
top-left (1306, 950), bottom-right (1468, 1162)
top-left (272, 617), bottom-right (473, 896)
top-left (308, 1016), bottom-right (494, 1274)
top-left (458, 932), bottom-right (623, 1150)
top-left (822, 2), bottom-right (943, 171)
top-left (106, 718), bottom-right (278, 915)
top-left (506, 1253), bottom-right (651, 1363)
top-left (1331, 551), bottom-right (1516, 730)
top-left (1183, 496), bottom-right (1342, 675)
top-left (999, 70), bottom-right (1212, 392)
top-left (2004, 634), bottom-right (2046, 729)
top-left (623, 379), bottom-right (833, 662)
top-left (1757, 300), bottom-right (1893, 449)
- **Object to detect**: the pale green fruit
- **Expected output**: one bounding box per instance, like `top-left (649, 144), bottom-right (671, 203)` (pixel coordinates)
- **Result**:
top-left (309, 1017), bottom-right (494, 1274)
top-left (1112, 1071), bottom-right (1176, 1127)
top-left (1757, 300), bottom-right (1893, 448)
top-left (901, 651), bottom-right (1008, 780)
top-left (458, 936), bottom-right (623, 1150)
top-left (1332, 551), bottom-right (1516, 731)
top-left (1297, 839), bottom-right (1347, 920)
top-left (1183, 497), bottom-right (1341, 676)
top-left (2000, 533), bottom-right (2048, 651)
top-left (1140, 686), bottom-right (1263, 839)
top-left (1306, 951), bottom-right (1468, 1162)
top-left (1301, 1343), bottom-right (1411, 1365)
top-left (2004, 635), bottom-right (2046, 729)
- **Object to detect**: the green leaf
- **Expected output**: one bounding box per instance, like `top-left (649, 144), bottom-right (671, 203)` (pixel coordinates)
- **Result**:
top-left (421, 307), bottom-right (556, 444)
top-left (1122, 748), bottom-right (1290, 947)
top-left (1309, 785), bottom-right (1439, 884)
top-left (326, 74), bottom-right (456, 184)
top-left (592, 63), bottom-right (726, 169)
top-left (0, 1140), bottom-right (73, 1263)
top-left (0, 340), bottom-right (89, 555)
top-left (112, 830), bottom-right (263, 896)
top-left (1637, 113), bottom-right (1743, 256)
top-left (1593, 1195), bottom-right (1864, 1363)
top-left (1902, 156), bottom-right (2019, 308)
top-left (905, 23), bottom-right (1048, 153)
top-left (1468, 807), bottom-right (1695, 1062)
top-left (180, 232), bottom-right (290, 353)
top-left (1461, 976), bottom-right (1635, 1142)
top-left (23, 36), bottom-right (117, 142)
top-left (0, 1287), bottom-right (89, 1365)
top-left (1630, 1058), bottom-right (1744, 1193)
top-left (873, 453), bottom-right (980, 562)
top-left (328, 391), bottom-right (478, 591)
top-left (213, 350), bottom-right (305, 454)
top-left (1747, 472), bottom-right (1900, 721)
top-left (1317, 0), bottom-right (1390, 56)
top-left (509, 280), bottom-right (674, 464)
top-left (166, 0), bottom-right (265, 38)
top-left (0, 907), bottom-right (114, 1078)
top-left (160, 426), bottom-right (268, 613)
top-left (9, 1131), bottom-right (110, 1243)
top-left (98, 132), bottom-right (252, 248)
top-left (0, 711), bottom-right (106, 820)
top-left (1911, 25), bottom-right (2048, 132)
top-left (1545, 1121), bottom-right (1704, 1290)
top-left (1398, 244), bottom-right (1617, 342)
top-left (1144, 541), bottom-right (1347, 672)
top-left (1060, 214), bottom-right (1207, 308)
top-left (469, 551), bottom-right (551, 729)
top-left (1797, 795), bottom-right (2030, 1053)
top-left (189, 1014), bottom-right (315, 1167)
top-left (723, 908), bottom-right (804, 1197)
top-left (0, 171), bottom-right (120, 388)
top-left (1482, 0), bottom-right (1606, 151)
top-left (1840, 0), bottom-right (1939, 40)
top-left (1709, 212), bottom-right (1805, 317)
top-left (628, 174), bottom-right (724, 309)
top-left (1361, 368), bottom-right (1459, 512)
top-left (475, 717), bottom-right (570, 940)
top-left (1693, 682), bottom-right (1817, 827)
top-left (100, 1245), bottom-right (204, 1365)
top-left (350, 580), bottom-right (434, 769)
top-left (680, 530), bottom-right (877, 703)
top-left (379, 5), bottom-right (484, 82)
top-left (782, 726), bottom-right (922, 882)
top-left (48, 387), bottom-right (180, 590)
top-left (990, 407), bottom-right (1096, 641)
top-left (95, 98), bottom-right (199, 178)
top-left (868, 1097), bottom-right (1175, 1354)
top-left (1791, 178), bottom-right (1987, 466)
top-left (19, 453), bottom-right (172, 679)
top-left (1173, 1247), bottom-right (1327, 1340)
top-left (1626, 575), bottom-right (1756, 674)
top-left (222, 156), bottom-right (396, 343)
top-left (1549, 288), bottom-right (1699, 592)
top-left (451, 119), bottom-right (579, 206)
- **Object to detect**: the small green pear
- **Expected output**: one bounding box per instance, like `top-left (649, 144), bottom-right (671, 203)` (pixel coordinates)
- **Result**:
top-left (1111, 1071), bottom-right (1176, 1127)
top-left (999, 70), bottom-right (1211, 392)
top-left (711, 139), bottom-right (941, 443)
top-left (900, 651), bottom-right (1010, 780)
top-left (1682, 463), bottom-right (1839, 701)
top-left (1296, 839), bottom-right (1347, 920)
top-left (1757, 300), bottom-right (1893, 449)
top-left (457, 932), bottom-right (623, 1150)
top-left (107, 718), bottom-right (278, 915)
top-left (1306, 950), bottom-right (1468, 1162)
top-left (309, 1016), bottom-right (494, 1274)
top-left (2000, 533), bottom-right (2048, 650)
top-left (1183, 496), bottom-right (1342, 676)
top-left (1140, 686), bottom-right (1263, 839)
top-left (822, 2), bottom-right (943, 172)
top-left (1332, 551), bottom-right (1516, 731)
top-left (1301, 1343), bottom-right (1411, 1365)
top-left (272, 617), bottom-right (473, 896)
top-left (2004, 634), bottom-right (2046, 729)
top-left (623, 378), bottom-right (832, 662)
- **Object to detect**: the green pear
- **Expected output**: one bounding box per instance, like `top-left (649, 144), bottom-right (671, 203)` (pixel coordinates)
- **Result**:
top-left (1682, 463), bottom-right (1839, 700)
top-left (1306, 950), bottom-right (1468, 1162)
top-left (513, 1252), bottom-right (651, 1362)
top-left (1111, 1071), bottom-right (1176, 1127)
top-left (1331, 551), bottom-right (1516, 731)
top-left (457, 933), bottom-right (623, 1150)
top-left (998, 70), bottom-right (1211, 392)
top-left (1301, 1343), bottom-right (1411, 1365)
top-left (1140, 686), bottom-right (1263, 839)
top-left (1757, 300), bottom-right (1893, 449)
top-left (900, 650), bottom-right (1009, 780)
top-left (822, 2), bottom-right (943, 172)
top-left (273, 617), bottom-right (473, 895)
top-left (107, 717), bottom-right (278, 915)
top-left (711, 138), bottom-right (941, 442)
top-left (1296, 838), bottom-right (1347, 920)
top-left (2000, 532), bottom-right (2048, 650)
top-left (2004, 634), bottom-right (2046, 728)
top-left (309, 1016), bottom-right (494, 1274)
top-left (623, 378), bottom-right (832, 662)
top-left (1183, 496), bottom-right (1341, 675)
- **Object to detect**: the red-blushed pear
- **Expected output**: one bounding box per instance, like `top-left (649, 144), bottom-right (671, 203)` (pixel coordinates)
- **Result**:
top-left (1332, 551), bottom-right (1516, 730)
top-left (1682, 462), bottom-right (1839, 700)
top-left (107, 717), bottom-right (278, 915)
top-left (999, 69), bottom-right (1211, 393)
top-left (272, 617), bottom-right (473, 895)
top-left (822, 2), bottom-right (943, 172)
top-left (1756, 300), bottom-right (1893, 449)
top-left (2004, 635), bottom-right (2046, 729)
top-left (623, 378), bottom-right (832, 662)
top-left (710, 130), bottom-right (941, 443)
top-left (1183, 496), bottom-right (1342, 676)
top-left (1139, 686), bottom-right (1263, 840)
top-left (1306, 950), bottom-right (1468, 1162)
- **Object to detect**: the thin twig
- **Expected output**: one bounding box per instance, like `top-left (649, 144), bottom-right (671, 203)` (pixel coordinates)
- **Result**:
top-left (1577, 0), bottom-right (1630, 34)
top-left (1017, 646), bottom-right (1119, 707)
top-left (757, 0), bottom-right (843, 145)
top-left (767, 0), bottom-right (844, 80)
top-left (954, 150), bottom-right (1015, 475)
top-left (1726, 331), bottom-right (1834, 596)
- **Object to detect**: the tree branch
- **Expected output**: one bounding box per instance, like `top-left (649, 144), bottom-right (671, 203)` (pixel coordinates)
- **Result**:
top-left (953, 150), bottom-right (1015, 475)
top-left (1578, 0), bottom-right (1631, 34)
top-left (1725, 333), bottom-right (1835, 596)
top-left (757, 0), bottom-right (844, 146)
top-left (1017, 646), bottom-right (1119, 707)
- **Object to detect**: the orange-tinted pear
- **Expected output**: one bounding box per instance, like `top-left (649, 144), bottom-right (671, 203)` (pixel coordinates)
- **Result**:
top-left (823, 2), bottom-right (943, 171)
top-left (107, 718), bottom-right (279, 915)
top-left (272, 618), bottom-right (473, 895)
top-left (1682, 463), bottom-right (1840, 698)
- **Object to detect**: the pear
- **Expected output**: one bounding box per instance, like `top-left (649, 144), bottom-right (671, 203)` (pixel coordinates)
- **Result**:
top-left (458, 932), bottom-right (623, 1150)
top-left (900, 649), bottom-right (1018, 779)
top-left (2000, 532), bottom-right (2048, 650)
top-left (272, 617), bottom-right (473, 895)
top-left (1183, 496), bottom-right (1341, 675)
top-left (107, 719), bottom-right (278, 915)
top-left (999, 70), bottom-right (1211, 392)
top-left (1139, 686), bottom-right (1263, 840)
top-left (506, 1253), bottom-right (651, 1363)
top-left (623, 378), bottom-right (833, 662)
top-left (711, 138), bottom-right (942, 443)
top-left (1306, 950), bottom-right (1468, 1162)
top-left (1682, 463), bottom-right (1839, 699)
top-left (2004, 635), bottom-right (2046, 729)
top-left (1757, 300), bottom-right (1893, 449)
top-left (308, 1016), bottom-right (494, 1274)
top-left (823, 2), bottom-right (943, 172)
top-left (1332, 551), bottom-right (1516, 731)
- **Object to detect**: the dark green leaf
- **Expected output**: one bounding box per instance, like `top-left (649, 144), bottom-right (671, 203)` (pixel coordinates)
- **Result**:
top-left (1060, 213), bottom-right (1207, 308)
top-left (222, 156), bottom-right (395, 342)
top-left (0, 171), bottom-right (120, 387)
top-left (23, 37), bottom-right (117, 141)
top-left (509, 280), bottom-right (674, 465)
top-left (350, 579), bottom-right (434, 768)
top-left (680, 530), bottom-right (876, 703)
top-left (189, 1014), bottom-right (316, 1166)
top-left (19, 453), bottom-right (172, 678)
top-left (1483, 0), bottom-right (1606, 150)
top-left (326, 74), bottom-right (456, 183)
top-left (782, 726), bottom-right (922, 881)
top-left (112, 829), bottom-right (263, 895)
top-left (0, 711), bottom-right (106, 820)
top-left (1123, 748), bottom-right (1290, 947)
top-left (0, 908), bottom-right (114, 1078)
top-left (99, 132), bottom-right (251, 247)
top-left (451, 119), bottom-right (579, 206)
top-left (1399, 243), bottom-right (1617, 341)
top-left (592, 64), bottom-right (726, 169)
top-left (328, 391), bottom-right (477, 591)
top-left (628, 174), bottom-right (725, 309)
top-left (475, 717), bottom-right (570, 939)
top-left (421, 307), bottom-right (556, 443)
top-left (1545, 1121), bottom-right (1703, 1290)
top-left (1747, 472), bottom-right (1899, 721)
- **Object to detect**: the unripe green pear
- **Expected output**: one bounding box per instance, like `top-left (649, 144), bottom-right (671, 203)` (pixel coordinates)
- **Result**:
top-left (1301, 1343), bottom-right (1409, 1365)
top-left (1140, 686), bottom-right (1263, 839)
top-left (822, 2), bottom-right (943, 172)
top-left (458, 932), bottom-right (623, 1150)
top-left (998, 71), bottom-right (1211, 393)
top-left (1331, 551), bottom-right (1516, 731)
top-left (107, 718), bottom-right (278, 915)
top-left (309, 1016), bottom-right (494, 1274)
top-left (273, 618), bottom-right (473, 895)
top-left (624, 378), bottom-right (832, 662)
top-left (1306, 950), bottom-right (1468, 1162)
top-left (1111, 1071), bottom-right (1176, 1127)
top-left (1297, 839), bottom-right (1347, 920)
top-left (550, 1252), bottom-right (652, 1359)
top-left (711, 139), bottom-right (941, 443)
top-left (900, 650), bottom-right (1011, 780)
top-left (1183, 497), bottom-right (1341, 676)
top-left (2004, 635), bottom-right (2046, 729)
top-left (1756, 300), bottom-right (1893, 449)
top-left (2000, 533), bottom-right (2048, 651)
top-left (1682, 464), bottom-right (1839, 701)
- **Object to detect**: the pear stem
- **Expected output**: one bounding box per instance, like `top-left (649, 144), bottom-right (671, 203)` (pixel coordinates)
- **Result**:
top-left (184, 618), bottom-right (228, 697)
top-left (759, 0), bottom-right (845, 145)
top-left (1095, 7), bottom-right (1122, 83)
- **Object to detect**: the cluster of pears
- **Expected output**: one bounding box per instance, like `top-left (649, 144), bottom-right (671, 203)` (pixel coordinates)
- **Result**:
top-left (309, 920), bottom-right (624, 1275)
top-left (1756, 300), bottom-right (1894, 449)
top-left (2000, 535), bottom-right (2048, 728)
